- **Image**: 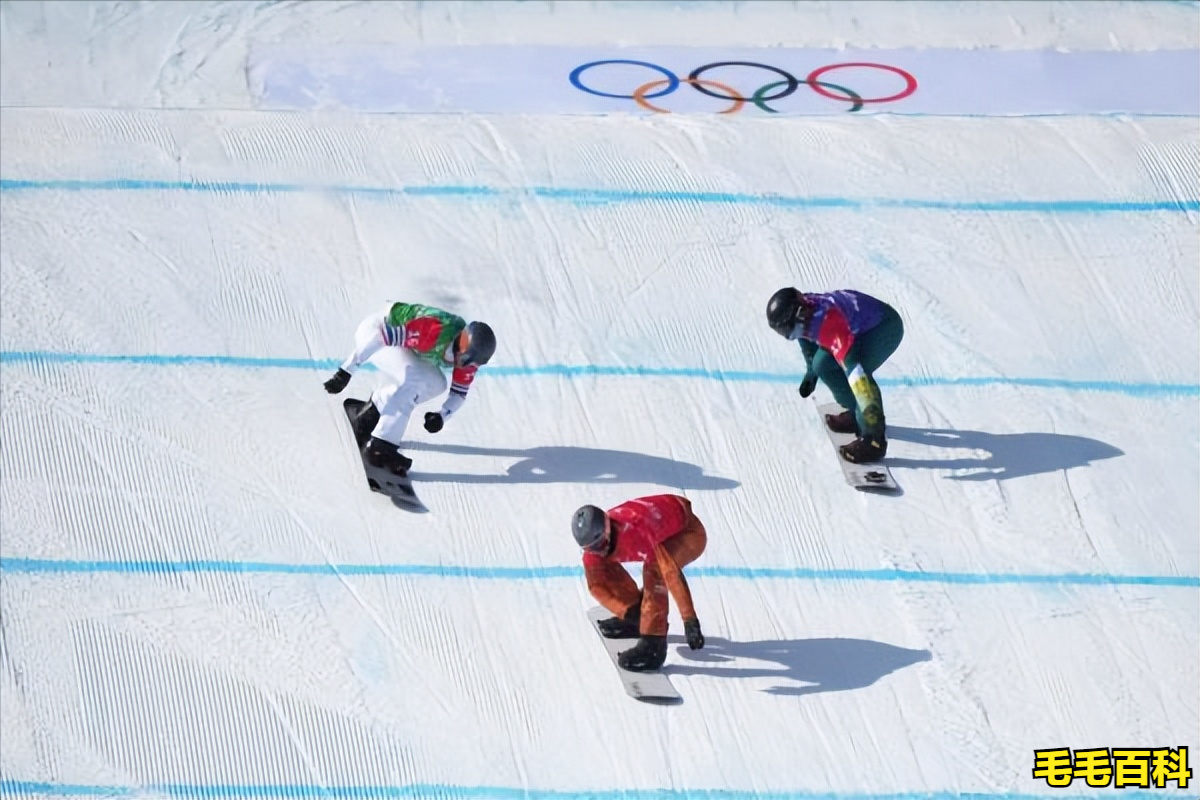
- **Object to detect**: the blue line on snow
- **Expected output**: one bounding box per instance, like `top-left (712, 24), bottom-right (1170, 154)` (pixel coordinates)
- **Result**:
top-left (1, 558), bottom-right (1196, 587)
top-left (1, 177), bottom-right (1197, 213)
top-left (1, 351), bottom-right (1196, 397)
top-left (1, 782), bottom-right (1195, 800)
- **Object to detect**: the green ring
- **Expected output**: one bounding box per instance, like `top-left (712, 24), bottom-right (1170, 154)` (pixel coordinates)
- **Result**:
top-left (753, 79), bottom-right (865, 113)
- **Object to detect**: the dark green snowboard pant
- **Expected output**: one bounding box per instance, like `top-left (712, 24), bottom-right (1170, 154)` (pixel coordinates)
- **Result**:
top-left (808, 305), bottom-right (904, 440)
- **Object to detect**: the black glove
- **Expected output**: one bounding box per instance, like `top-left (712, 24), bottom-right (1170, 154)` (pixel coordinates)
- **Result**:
top-left (798, 373), bottom-right (817, 398)
top-left (323, 368), bottom-right (351, 394)
top-left (684, 618), bottom-right (705, 650)
top-left (423, 412), bottom-right (444, 433)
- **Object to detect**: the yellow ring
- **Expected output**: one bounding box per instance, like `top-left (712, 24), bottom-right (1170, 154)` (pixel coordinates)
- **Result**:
top-left (632, 77), bottom-right (745, 114)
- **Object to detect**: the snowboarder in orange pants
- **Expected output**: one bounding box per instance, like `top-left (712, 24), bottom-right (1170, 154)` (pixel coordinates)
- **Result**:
top-left (572, 494), bottom-right (707, 672)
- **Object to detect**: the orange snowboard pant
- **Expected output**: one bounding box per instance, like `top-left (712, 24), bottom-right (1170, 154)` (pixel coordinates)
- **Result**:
top-left (589, 511), bottom-right (707, 637)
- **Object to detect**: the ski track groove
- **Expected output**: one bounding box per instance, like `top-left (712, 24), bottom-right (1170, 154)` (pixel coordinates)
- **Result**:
top-left (217, 119), bottom-right (375, 181)
top-left (72, 617), bottom-right (408, 784)
top-left (1137, 138), bottom-right (1200, 219)
top-left (895, 583), bottom-right (1011, 790)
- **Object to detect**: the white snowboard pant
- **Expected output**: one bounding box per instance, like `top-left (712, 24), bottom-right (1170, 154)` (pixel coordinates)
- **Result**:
top-left (344, 312), bottom-right (447, 447)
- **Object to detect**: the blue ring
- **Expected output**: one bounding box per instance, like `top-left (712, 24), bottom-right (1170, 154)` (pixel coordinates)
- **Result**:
top-left (569, 60), bottom-right (679, 100)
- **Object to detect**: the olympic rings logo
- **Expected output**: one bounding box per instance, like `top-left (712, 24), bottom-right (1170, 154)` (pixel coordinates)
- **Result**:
top-left (569, 60), bottom-right (918, 114)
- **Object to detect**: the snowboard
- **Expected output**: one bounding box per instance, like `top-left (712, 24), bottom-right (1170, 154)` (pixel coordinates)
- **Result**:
top-left (587, 606), bottom-right (681, 705)
top-left (342, 399), bottom-right (427, 513)
top-left (817, 402), bottom-right (899, 492)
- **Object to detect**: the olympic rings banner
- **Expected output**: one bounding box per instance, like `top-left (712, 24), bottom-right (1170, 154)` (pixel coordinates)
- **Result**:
top-left (249, 46), bottom-right (1200, 116)
top-left (568, 59), bottom-right (918, 114)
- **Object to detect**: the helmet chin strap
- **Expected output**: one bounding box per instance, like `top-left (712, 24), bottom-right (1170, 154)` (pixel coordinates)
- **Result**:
top-left (796, 294), bottom-right (815, 324)
top-left (600, 518), bottom-right (617, 556)
top-left (451, 329), bottom-right (468, 365)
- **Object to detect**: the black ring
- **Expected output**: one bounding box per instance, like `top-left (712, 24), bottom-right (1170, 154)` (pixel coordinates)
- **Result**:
top-left (687, 61), bottom-right (800, 102)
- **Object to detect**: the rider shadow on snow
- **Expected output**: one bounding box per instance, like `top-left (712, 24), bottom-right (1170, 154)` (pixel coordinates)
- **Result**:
top-left (884, 425), bottom-right (1123, 482)
top-left (667, 636), bottom-right (932, 696)
top-left (399, 441), bottom-right (739, 490)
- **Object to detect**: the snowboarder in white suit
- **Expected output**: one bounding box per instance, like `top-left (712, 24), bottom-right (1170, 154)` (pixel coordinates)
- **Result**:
top-left (323, 302), bottom-right (496, 477)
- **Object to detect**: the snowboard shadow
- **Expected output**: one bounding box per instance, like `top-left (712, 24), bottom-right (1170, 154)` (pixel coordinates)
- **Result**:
top-left (884, 425), bottom-right (1123, 482)
top-left (400, 442), bottom-right (739, 490)
top-left (665, 636), bottom-right (931, 696)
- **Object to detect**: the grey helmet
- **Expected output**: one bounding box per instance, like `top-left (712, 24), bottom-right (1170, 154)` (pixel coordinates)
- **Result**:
top-left (572, 504), bottom-right (609, 551)
top-left (458, 321), bottom-right (496, 367)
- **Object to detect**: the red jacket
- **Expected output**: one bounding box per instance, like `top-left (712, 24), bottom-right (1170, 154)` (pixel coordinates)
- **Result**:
top-left (582, 495), bottom-right (699, 623)
top-left (583, 494), bottom-right (690, 567)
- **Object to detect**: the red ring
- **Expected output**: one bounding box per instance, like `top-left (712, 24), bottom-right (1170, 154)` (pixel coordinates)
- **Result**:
top-left (805, 62), bottom-right (917, 104)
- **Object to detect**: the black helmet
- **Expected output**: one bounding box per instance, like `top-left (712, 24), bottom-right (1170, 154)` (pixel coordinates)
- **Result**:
top-left (457, 321), bottom-right (496, 367)
top-left (572, 504), bottom-right (609, 551)
top-left (766, 288), bottom-right (803, 337)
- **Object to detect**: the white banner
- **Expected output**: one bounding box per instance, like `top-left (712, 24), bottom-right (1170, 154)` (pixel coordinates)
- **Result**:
top-left (248, 45), bottom-right (1200, 117)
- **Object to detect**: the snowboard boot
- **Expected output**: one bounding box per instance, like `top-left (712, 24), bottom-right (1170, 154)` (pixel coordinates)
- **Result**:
top-left (364, 437), bottom-right (413, 477)
top-left (597, 604), bottom-right (641, 639)
top-left (825, 409), bottom-right (859, 435)
top-left (350, 400), bottom-right (381, 441)
top-left (618, 635), bottom-right (667, 672)
top-left (840, 435), bottom-right (887, 464)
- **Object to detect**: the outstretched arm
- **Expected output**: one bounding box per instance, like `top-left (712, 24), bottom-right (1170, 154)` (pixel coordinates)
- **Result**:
top-left (797, 339), bottom-right (820, 397)
top-left (653, 544), bottom-right (697, 622)
top-left (339, 323), bottom-right (392, 375)
top-left (435, 364), bottom-right (478, 422)
top-left (325, 318), bottom-right (398, 393)
top-left (653, 543), bottom-right (705, 649)
top-left (799, 339), bottom-right (819, 370)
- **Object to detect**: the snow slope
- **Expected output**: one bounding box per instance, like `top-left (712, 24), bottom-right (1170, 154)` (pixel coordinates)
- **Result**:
top-left (1, 2), bottom-right (1197, 798)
